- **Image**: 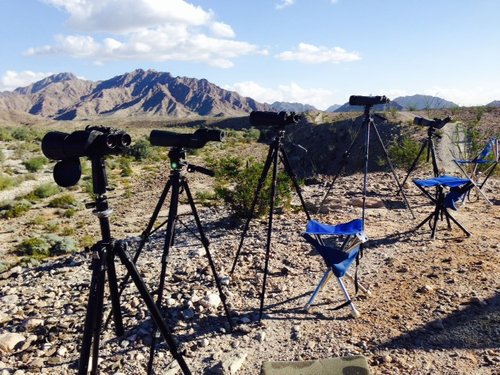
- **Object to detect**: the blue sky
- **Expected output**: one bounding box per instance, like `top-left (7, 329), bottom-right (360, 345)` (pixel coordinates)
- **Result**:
top-left (0, 0), bottom-right (499, 109)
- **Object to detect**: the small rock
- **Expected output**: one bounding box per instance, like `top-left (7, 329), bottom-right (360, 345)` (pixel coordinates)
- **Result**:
top-left (181, 308), bottom-right (195, 320)
top-left (0, 333), bottom-right (25, 352)
top-left (200, 294), bottom-right (221, 309)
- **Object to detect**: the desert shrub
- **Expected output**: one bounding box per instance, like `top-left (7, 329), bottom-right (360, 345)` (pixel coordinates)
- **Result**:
top-left (23, 156), bottom-right (48, 172)
top-left (130, 137), bottom-right (160, 161)
top-left (212, 156), bottom-right (293, 219)
top-left (11, 127), bottom-right (43, 142)
top-left (33, 183), bottom-right (61, 199)
top-left (0, 200), bottom-right (32, 219)
top-left (0, 128), bottom-right (13, 141)
top-left (0, 150), bottom-right (5, 163)
top-left (16, 234), bottom-right (77, 259)
top-left (0, 175), bottom-right (23, 191)
top-left (388, 137), bottom-right (422, 169)
top-left (119, 156), bottom-right (133, 177)
top-left (48, 193), bottom-right (78, 208)
top-left (63, 208), bottom-right (77, 218)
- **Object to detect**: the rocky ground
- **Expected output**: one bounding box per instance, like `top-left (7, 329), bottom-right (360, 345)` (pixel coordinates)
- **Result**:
top-left (0, 169), bottom-right (498, 375)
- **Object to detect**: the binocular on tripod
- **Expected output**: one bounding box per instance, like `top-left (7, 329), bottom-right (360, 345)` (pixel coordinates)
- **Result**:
top-left (41, 125), bottom-right (131, 187)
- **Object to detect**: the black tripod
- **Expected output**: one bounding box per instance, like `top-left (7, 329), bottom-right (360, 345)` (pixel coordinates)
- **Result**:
top-left (319, 102), bottom-right (415, 222)
top-left (398, 125), bottom-right (442, 194)
top-left (78, 156), bottom-right (191, 375)
top-left (230, 127), bottom-right (313, 321)
top-left (124, 147), bottom-right (233, 374)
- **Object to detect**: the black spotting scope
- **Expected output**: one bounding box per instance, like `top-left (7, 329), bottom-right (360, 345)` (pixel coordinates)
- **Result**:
top-left (249, 111), bottom-right (301, 128)
top-left (149, 128), bottom-right (225, 149)
top-left (349, 95), bottom-right (390, 107)
top-left (413, 116), bottom-right (452, 129)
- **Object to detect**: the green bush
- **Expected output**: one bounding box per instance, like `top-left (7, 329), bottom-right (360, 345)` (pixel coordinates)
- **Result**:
top-left (11, 127), bottom-right (42, 142)
top-left (212, 156), bottom-right (293, 219)
top-left (0, 150), bottom-right (5, 163)
top-left (48, 193), bottom-right (78, 209)
top-left (33, 183), bottom-right (61, 198)
top-left (23, 156), bottom-right (48, 172)
top-left (16, 234), bottom-right (77, 259)
top-left (130, 137), bottom-right (160, 161)
top-left (388, 137), bottom-right (422, 169)
top-left (0, 200), bottom-right (31, 218)
top-left (0, 128), bottom-right (13, 141)
top-left (119, 156), bottom-right (133, 177)
top-left (0, 175), bottom-right (20, 191)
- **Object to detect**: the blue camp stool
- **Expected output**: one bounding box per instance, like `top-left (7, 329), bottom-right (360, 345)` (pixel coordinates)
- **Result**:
top-left (453, 137), bottom-right (498, 204)
top-left (303, 219), bottom-right (369, 318)
top-left (413, 175), bottom-right (474, 239)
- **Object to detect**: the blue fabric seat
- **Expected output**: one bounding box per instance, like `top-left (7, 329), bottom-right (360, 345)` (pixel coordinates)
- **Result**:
top-left (453, 138), bottom-right (498, 204)
top-left (413, 176), bottom-right (473, 238)
top-left (302, 219), bottom-right (368, 318)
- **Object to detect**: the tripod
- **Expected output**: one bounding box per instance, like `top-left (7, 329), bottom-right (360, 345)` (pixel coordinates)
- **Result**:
top-left (78, 156), bottom-right (191, 375)
top-left (123, 147), bottom-right (233, 374)
top-left (398, 125), bottom-right (441, 194)
top-left (230, 127), bottom-right (313, 321)
top-left (319, 104), bottom-right (415, 222)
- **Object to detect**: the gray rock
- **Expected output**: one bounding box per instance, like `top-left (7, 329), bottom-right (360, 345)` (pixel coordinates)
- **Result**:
top-left (0, 333), bottom-right (25, 352)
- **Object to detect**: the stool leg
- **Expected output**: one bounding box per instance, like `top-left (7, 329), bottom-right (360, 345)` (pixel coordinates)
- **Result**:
top-left (345, 272), bottom-right (371, 296)
top-left (305, 269), bottom-right (333, 311)
top-left (337, 277), bottom-right (360, 318)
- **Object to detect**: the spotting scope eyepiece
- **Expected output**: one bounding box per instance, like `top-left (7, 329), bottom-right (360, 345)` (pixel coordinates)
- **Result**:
top-left (249, 111), bottom-right (301, 128)
top-left (349, 95), bottom-right (390, 107)
top-left (413, 116), bottom-right (452, 129)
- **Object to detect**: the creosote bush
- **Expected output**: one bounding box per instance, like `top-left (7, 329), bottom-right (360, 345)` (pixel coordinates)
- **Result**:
top-left (388, 136), bottom-right (422, 169)
top-left (211, 156), bottom-right (293, 219)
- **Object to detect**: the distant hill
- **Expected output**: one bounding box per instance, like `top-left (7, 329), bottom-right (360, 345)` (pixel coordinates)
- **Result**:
top-left (270, 101), bottom-right (317, 113)
top-left (486, 100), bottom-right (500, 107)
top-left (393, 95), bottom-right (458, 110)
top-left (325, 104), bottom-right (341, 112)
top-left (0, 69), bottom-right (270, 120)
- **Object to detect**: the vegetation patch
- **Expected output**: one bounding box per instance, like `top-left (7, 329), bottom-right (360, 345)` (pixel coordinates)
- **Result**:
top-left (0, 200), bottom-right (32, 219)
top-left (16, 234), bottom-right (77, 259)
top-left (22, 156), bottom-right (48, 172)
top-left (48, 193), bottom-right (78, 209)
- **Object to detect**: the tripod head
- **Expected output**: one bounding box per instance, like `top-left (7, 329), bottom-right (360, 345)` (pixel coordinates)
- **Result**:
top-left (167, 147), bottom-right (214, 177)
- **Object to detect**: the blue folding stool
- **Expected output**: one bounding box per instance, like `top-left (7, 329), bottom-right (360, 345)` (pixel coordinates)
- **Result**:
top-left (413, 175), bottom-right (474, 239)
top-left (302, 219), bottom-right (369, 318)
top-left (453, 137), bottom-right (498, 204)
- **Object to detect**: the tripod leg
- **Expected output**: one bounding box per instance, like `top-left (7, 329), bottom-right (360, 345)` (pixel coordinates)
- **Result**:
top-left (398, 140), bottom-right (427, 195)
top-left (259, 145), bottom-right (280, 321)
top-left (371, 122), bottom-right (416, 219)
top-left (231, 145), bottom-right (276, 274)
top-left (318, 122), bottom-right (364, 212)
top-left (114, 241), bottom-right (192, 375)
top-left (148, 174), bottom-right (180, 374)
top-left (78, 244), bottom-right (107, 375)
top-left (279, 147), bottom-right (312, 220)
top-left (429, 138), bottom-right (440, 177)
top-left (106, 253), bottom-right (124, 337)
top-left (104, 180), bottom-right (173, 331)
top-left (182, 179), bottom-right (234, 329)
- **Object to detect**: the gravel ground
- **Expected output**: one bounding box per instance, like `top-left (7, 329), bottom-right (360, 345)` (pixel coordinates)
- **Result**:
top-left (0, 171), bottom-right (498, 375)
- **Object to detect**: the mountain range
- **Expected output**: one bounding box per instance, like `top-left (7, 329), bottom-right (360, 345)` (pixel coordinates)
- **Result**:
top-left (0, 69), bottom-right (270, 120)
top-left (0, 69), bottom-right (497, 120)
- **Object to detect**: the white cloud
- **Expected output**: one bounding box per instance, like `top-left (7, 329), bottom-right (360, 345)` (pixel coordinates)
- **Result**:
top-left (276, 0), bottom-right (295, 10)
top-left (42, 0), bottom-right (213, 33)
top-left (31, 0), bottom-right (260, 68)
top-left (0, 70), bottom-right (53, 91)
top-left (276, 43), bottom-right (361, 63)
top-left (225, 81), bottom-right (336, 110)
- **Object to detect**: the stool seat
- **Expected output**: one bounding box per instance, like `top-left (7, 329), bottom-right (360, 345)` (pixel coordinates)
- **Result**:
top-left (262, 355), bottom-right (371, 375)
